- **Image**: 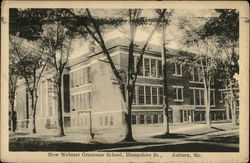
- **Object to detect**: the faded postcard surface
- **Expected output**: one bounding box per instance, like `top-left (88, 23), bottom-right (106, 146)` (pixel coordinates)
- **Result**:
top-left (1, 1), bottom-right (249, 162)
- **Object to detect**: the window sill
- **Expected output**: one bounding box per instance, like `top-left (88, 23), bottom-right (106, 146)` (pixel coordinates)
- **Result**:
top-left (137, 76), bottom-right (162, 80)
top-left (189, 81), bottom-right (214, 85)
top-left (174, 99), bottom-right (184, 102)
top-left (133, 105), bottom-right (163, 107)
top-left (71, 83), bottom-right (92, 89)
top-left (173, 74), bottom-right (182, 77)
top-left (189, 81), bottom-right (203, 84)
top-left (191, 105), bottom-right (216, 107)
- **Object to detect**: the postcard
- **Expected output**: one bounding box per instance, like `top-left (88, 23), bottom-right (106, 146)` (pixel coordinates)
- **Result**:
top-left (1, 1), bottom-right (249, 162)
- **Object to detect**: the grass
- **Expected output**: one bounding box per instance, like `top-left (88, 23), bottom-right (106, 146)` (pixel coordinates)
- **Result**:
top-left (9, 122), bottom-right (239, 152)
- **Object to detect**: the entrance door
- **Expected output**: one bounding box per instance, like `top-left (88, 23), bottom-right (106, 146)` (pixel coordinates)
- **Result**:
top-left (180, 109), bottom-right (194, 123)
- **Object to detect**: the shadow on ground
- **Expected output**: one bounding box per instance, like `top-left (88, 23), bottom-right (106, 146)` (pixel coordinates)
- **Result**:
top-left (111, 142), bottom-right (239, 152)
top-left (151, 127), bottom-right (226, 139)
top-left (10, 137), bottom-right (164, 151)
top-left (152, 133), bottom-right (191, 139)
top-left (189, 135), bottom-right (239, 144)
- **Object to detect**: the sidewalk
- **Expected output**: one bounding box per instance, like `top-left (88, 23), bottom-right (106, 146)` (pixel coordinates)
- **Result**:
top-left (10, 122), bottom-right (238, 143)
top-left (9, 122), bottom-right (239, 152)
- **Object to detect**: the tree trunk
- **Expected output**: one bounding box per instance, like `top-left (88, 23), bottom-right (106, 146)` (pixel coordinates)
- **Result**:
top-left (225, 103), bottom-right (230, 120)
top-left (26, 89), bottom-right (29, 128)
top-left (10, 101), bottom-right (15, 132)
top-left (205, 93), bottom-right (211, 128)
top-left (204, 85), bottom-right (211, 128)
top-left (122, 50), bottom-right (135, 142)
top-left (121, 34), bottom-right (136, 142)
top-left (161, 22), bottom-right (170, 134)
top-left (57, 75), bottom-right (65, 136)
top-left (31, 90), bottom-right (39, 134)
top-left (230, 83), bottom-right (237, 126)
top-left (30, 91), bottom-right (37, 134)
top-left (233, 98), bottom-right (237, 125)
top-left (122, 95), bottom-right (134, 142)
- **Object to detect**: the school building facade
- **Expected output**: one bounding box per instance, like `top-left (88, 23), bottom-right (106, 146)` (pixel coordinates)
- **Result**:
top-left (14, 38), bottom-right (235, 131)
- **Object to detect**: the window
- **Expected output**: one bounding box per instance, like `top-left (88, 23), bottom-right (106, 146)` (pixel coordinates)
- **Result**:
top-left (75, 71), bottom-right (79, 87)
top-left (144, 58), bottom-right (150, 77)
top-left (158, 87), bottom-right (163, 104)
top-left (48, 100), bottom-right (53, 116)
top-left (100, 117), bottom-right (103, 126)
top-left (153, 115), bottom-right (158, 123)
top-left (152, 87), bottom-right (158, 105)
top-left (190, 90), bottom-right (194, 105)
top-left (210, 90), bottom-right (215, 106)
top-left (83, 93), bottom-right (86, 109)
top-left (173, 86), bottom-right (183, 101)
top-left (200, 90), bottom-right (204, 105)
top-left (159, 114), bottom-right (163, 123)
top-left (145, 86), bottom-right (151, 104)
top-left (151, 59), bottom-right (157, 77)
top-left (193, 68), bottom-right (199, 82)
top-left (105, 116), bottom-right (108, 126)
top-left (173, 63), bottom-right (182, 76)
top-left (132, 88), bottom-right (136, 105)
top-left (79, 69), bottom-right (83, 85)
top-left (76, 95), bottom-right (79, 111)
top-left (134, 57), bottom-right (163, 78)
top-left (88, 92), bottom-right (92, 109)
top-left (86, 67), bottom-right (91, 83)
top-left (72, 92), bottom-right (91, 111)
top-left (146, 115), bottom-right (152, 124)
top-left (137, 57), bottom-right (144, 76)
top-left (157, 60), bottom-right (162, 78)
top-left (192, 68), bottom-right (203, 82)
top-left (48, 79), bottom-right (54, 93)
top-left (139, 115), bottom-right (145, 124)
top-left (219, 91), bottom-right (223, 103)
top-left (138, 86), bottom-right (145, 105)
top-left (134, 85), bottom-right (163, 106)
top-left (110, 116), bottom-right (113, 126)
top-left (70, 67), bottom-right (91, 88)
top-left (211, 76), bottom-right (215, 84)
top-left (72, 72), bottom-right (76, 87)
top-left (191, 89), bottom-right (215, 106)
top-left (195, 90), bottom-right (200, 105)
top-left (132, 115), bottom-right (137, 124)
top-left (71, 96), bottom-right (75, 111)
top-left (80, 94), bottom-right (84, 110)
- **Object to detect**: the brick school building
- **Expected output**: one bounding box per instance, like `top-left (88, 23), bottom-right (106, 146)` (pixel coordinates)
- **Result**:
top-left (14, 38), bottom-right (236, 132)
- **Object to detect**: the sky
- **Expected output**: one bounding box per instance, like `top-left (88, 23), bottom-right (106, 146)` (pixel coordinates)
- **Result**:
top-left (69, 9), bottom-right (216, 59)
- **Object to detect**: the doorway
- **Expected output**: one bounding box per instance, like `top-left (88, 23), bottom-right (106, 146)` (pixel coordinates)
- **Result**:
top-left (180, 109), bottom-right (194, 123)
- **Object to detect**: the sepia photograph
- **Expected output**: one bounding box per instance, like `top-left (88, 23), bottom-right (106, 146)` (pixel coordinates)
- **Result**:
top-left (1, 1), bottom-right (249, 162)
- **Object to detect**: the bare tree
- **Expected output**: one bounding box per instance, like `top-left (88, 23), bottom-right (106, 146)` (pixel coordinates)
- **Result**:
top-left (157, 9), bottom-right (174, 135)
top-left (40, 9), bottom-right (79, 136)
top-left (202, 9), bottom-right (239, 125)
top-left (178, 17), bottom-right (220, 128)
top-left (9, 36), bottom-right (49, 133)
top-left (9, 8), bottom-right (51, 133)
top-left (9, 52), bottom-right (19, 132)
top-left (69, 9), bottom-right (166, 141)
